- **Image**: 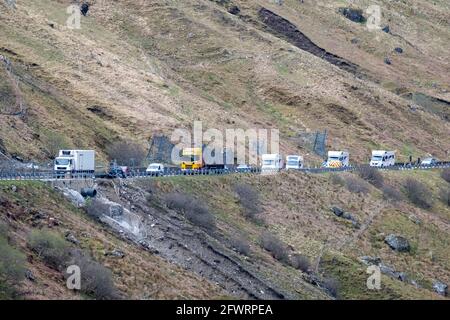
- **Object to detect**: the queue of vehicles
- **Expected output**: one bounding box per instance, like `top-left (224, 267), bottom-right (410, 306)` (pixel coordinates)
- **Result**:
top-left (52, 149), bottom-right (443, 178)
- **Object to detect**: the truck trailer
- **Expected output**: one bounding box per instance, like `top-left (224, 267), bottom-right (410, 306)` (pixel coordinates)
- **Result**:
top-left (54, 150), bottom-right (95, 173)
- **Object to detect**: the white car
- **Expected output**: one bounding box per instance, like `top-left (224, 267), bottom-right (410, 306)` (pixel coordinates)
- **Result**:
top-left (421, 158), bottom-right (437, 166)
top-left (146, 163), bottom-right (165, 176)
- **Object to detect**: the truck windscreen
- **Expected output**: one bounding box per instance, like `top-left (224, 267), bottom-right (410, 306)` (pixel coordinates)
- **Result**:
top-left (55, 159), bottom-right (71, 165)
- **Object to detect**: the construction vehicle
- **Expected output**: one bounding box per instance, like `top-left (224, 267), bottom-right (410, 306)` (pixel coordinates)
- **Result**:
top-left (261, 154), bottom-right (284, 172)
top-left (285, 155), bottom-right (304, 170)
top-left (370, 150), bottom-right (395, 167)
top-left (54, 150), bottom-right (95, 174)
top-left (180, 147), bottom-right (231, 171)
top-left (324, 151), bottom-right (349, 168)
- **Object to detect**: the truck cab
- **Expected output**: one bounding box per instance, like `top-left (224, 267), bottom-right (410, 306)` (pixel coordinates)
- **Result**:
top-left (285, 155), bottom-right (303, 170)
top-left (325, 151), bottom-right (349, 168)
top-left (370, 150), bottom-right (395, 167)
top-left (261, 154), bottom-right (283, 172)
top-left (181, 147), bottom-right (203, 171)
top-left (54, 157), bottom-right (74, 172)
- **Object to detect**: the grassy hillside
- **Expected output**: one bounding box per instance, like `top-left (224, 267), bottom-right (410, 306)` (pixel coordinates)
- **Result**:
top-left (0, 0), bottom-right (448, 163)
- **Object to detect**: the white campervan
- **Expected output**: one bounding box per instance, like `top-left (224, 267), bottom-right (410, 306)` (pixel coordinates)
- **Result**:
top-left (285, 155), bottom-right (304, 170)
top-left (261, 154), bottom-right (283, 172)
top-left (325, 151), bottom-right (349, 168)
top-left (370, 150), bottom-right (395, 167)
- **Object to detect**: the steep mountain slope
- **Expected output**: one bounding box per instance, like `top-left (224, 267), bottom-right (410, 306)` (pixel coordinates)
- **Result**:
top-left (0, 0), bottom-right (449, 163)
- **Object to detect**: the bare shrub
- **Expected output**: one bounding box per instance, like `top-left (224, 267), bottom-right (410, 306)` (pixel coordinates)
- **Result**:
top-left (323, 277), bottom-right (340, 298)
top-left (27, 229), bottom-right (70, 270)
top-left (165, 192), bottom-right (216, 231)
top-left (260, 231), bottom-right (289, 263)
top-left (404, 178), bottom-right (432, 209)
top-left (439, 187), bottom-right (450, 207)
top-left (345, 176), bottom-right (370, 194)
top-left (235, 183), bottom-right (261, 220)
top-left (106, 140), bottom-right (146, 167)
top-left (441, 169), bottom-right (450, 183)
top-left (230, 236), bottom-right (251, 256)
top-left (290, 253), bottom-right (311, 272)
top-left (382, 185), bottom-right (404, 202)
top-left (330, 174), bottom-right (345, 187)
top-left (358, 166), bottom-right (384, 188)
top-left (0, 236), bottom-right (26, 299)
top-left (44, 131), bottom-right (70, 159)
top-left (69, 250), bottom-right (120, 300)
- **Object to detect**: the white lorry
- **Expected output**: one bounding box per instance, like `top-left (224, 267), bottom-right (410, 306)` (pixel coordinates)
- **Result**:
top-left (370, 150), bottom-right (395, 167)
top-left (261, 154), bottom-right (284, 172)
top-left (285, 155), bottom-right (304, 170)
top-left (324, 151), bottom-right (349, 168)
top-left (54, 150), bottom-right (95, 173)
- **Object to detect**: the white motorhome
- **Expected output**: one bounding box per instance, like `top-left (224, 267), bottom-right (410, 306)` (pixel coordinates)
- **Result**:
top-left (261, 154), bottom-right (283, 172)
top-left (370, 150), bottom-right (395, 167)
top-left (54, 150), bottom-right (95, 173)
top-left (285, 155), bottom-right (304, 170)
top-left (325, 151), bottom-right (349, 168)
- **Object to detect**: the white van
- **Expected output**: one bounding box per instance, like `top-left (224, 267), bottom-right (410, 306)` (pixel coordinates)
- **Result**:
top-left (370, 151), bottom-right (395, 167)
top-left (325, 151), bottom-right (349, 168)
top-left (261, 154), bottom-right (283, 172)
top-left (285, 155), bottom-right (304, 170)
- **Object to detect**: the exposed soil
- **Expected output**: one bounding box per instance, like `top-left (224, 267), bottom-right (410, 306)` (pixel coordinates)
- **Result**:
top-left (258, 8), bottom-right (363, 78)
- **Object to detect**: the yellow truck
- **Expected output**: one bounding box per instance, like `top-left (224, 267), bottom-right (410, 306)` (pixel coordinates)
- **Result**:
top-left (180, 147), bottom-right (231, 171)
top-left (181, 147), bottom-right (203, 170)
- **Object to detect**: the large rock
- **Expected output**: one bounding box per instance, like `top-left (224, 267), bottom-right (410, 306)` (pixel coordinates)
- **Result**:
top-left (384, 234), bottom-right (410, 252)
top-left (59, 188), bottom-right (85, 208)
top-left (433, 281), bottom-right (448, 296)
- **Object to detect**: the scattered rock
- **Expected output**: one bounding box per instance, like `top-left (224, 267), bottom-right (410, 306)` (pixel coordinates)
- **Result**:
top-left (30, 210), bottom-right (47, 221)
top-left (48, 217), bottom-right (59, 227)
top-left (331, 207), bottom-right (360, 227)
top-left (11, 185), bottom-right (17, 192)
top-left (331, 207), bottom-right (344, 217)
top-left (384, 234), bottom-right (410, 252)
top-left (80, 3), bottom-right (89, 16)
top-left (394, 47), bottom-right (403, 54)
top-left (25, 269), bottom-right (35, 282)
top-left (359, 256), bottom-right (381, 266)
top-left (65, 232), bottom-right (79, 245)
top-left (228, 6), bottom-right (240, 15)
top-left (338, 7), bottom-right (366, 23)
top-left (351, 38), bottom-right (359, 44)
top-left (105, 249), bottom-right (125, 259)
top-left (432, 281), bottom-right (448, 296)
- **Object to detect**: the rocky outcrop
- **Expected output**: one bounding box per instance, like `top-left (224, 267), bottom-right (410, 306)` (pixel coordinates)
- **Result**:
top-left (338, 8), bottom-right (366, 23)
top-left (384, 234), bottom-right (410, 252)
top-left (433, 281), bottom-right (448, 296)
